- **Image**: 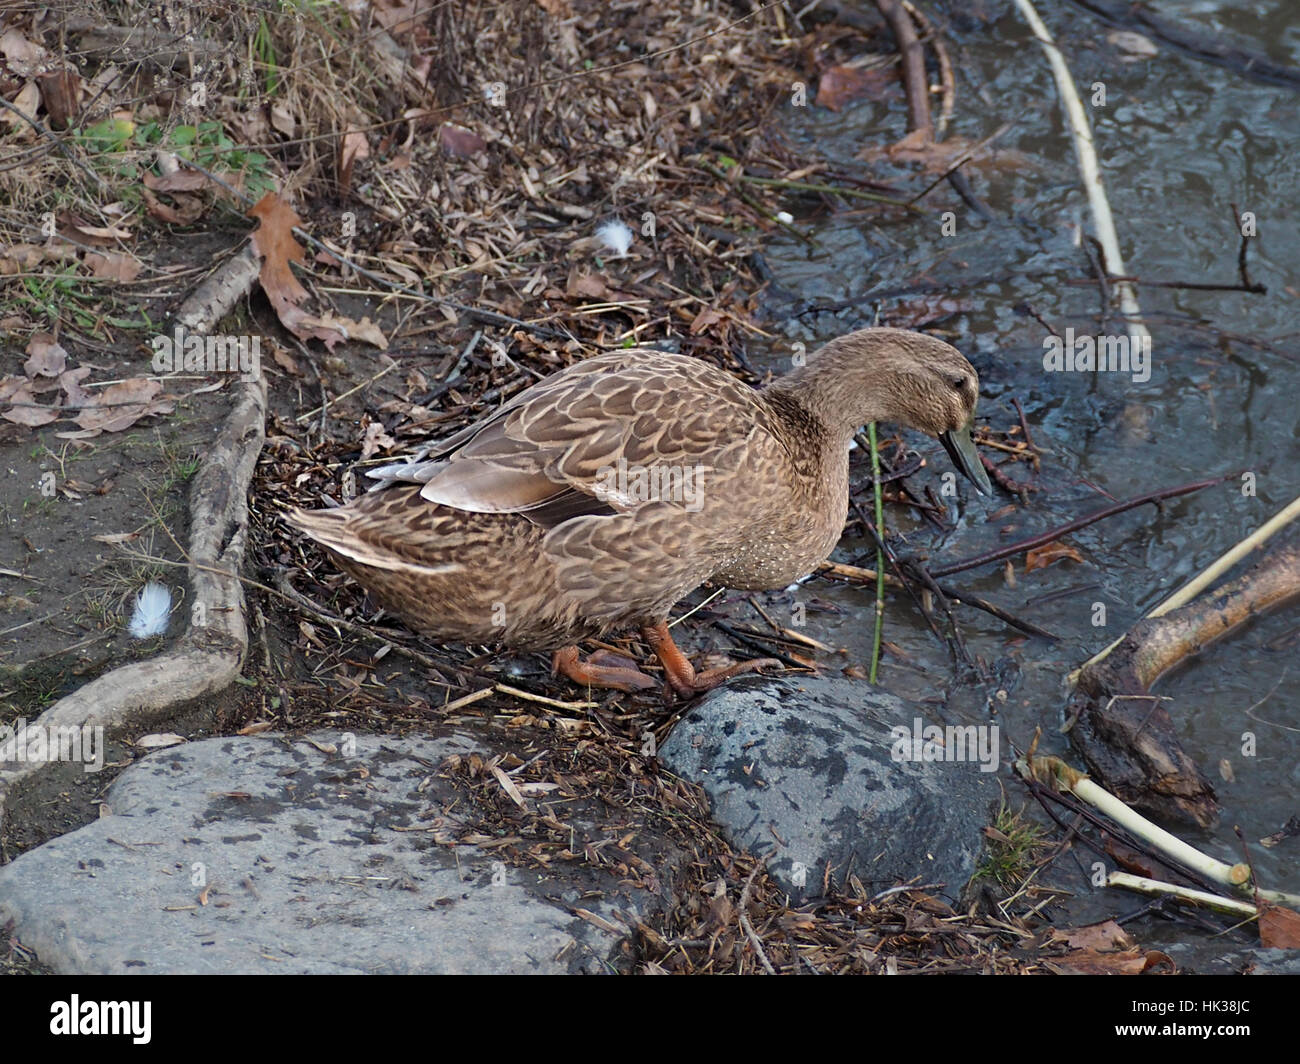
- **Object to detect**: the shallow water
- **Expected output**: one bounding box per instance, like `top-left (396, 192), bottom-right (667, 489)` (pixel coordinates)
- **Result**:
top-left (754, 0), bottom-right (1299, 949)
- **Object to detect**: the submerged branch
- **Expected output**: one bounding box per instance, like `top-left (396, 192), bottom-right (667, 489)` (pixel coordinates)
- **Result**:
top-left (932, 473), bottom-right (1233, 579)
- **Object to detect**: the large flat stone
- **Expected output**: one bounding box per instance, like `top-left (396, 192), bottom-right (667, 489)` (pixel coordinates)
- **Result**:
top-left (660, 675), bottom-right (999, 902)
top-left (0, 731), bottom-right (652, 974)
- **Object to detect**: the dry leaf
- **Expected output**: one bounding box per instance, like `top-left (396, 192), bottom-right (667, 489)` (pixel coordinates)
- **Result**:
top-left (247, 191), bottom-right (386, 348)
top-left (282, 309), bottom-right (388, 351)
top-left (91, 531), bottom-right (140, 545)
top-left (1, 380), bottom-right (58, 426)
top-left (1108, 30), bottom-right (1158, 59)
top-left (705, 891), bottom-right (735, 931)
top-left (84, 251), bottom-right (142, 282)
top-left (142, 169), bottom-right (211, 193)
top-left (135, 733), bottom-right (187, 750)
top-left (0, 29), bottom-right (46, 76)
top-left (1048, 920), bottom-right (1135, 952)
top-left (439, 123), bottom-right (486, 158)
top-left (140, 186), bottom-right (205, 225)
top-left (0, 376), bottom-right (27, 402)
top-left (816, 65), bottom-right (894, 111)
top-left (72, 377), bottom-right (172, 434)
top-left (1046, 948), bottom-right (1149, 975)
top-left (5, 81), bottom-right (40, 129)
top-left (689, 306), bottom-right (725, 335)
top-left (269, 101), bottom-right (296, 138)
top-left (59, 366), bottom-right (92, 406)
top-left (56, 211), bottom-right (132, 244)
top-left (566, 271), bottom-right (610, 300)
top-left (514, 781), bottom-right (559, 796)
top-left (230, 107), bottom-right (271, 146)
top-left (271, 345), bottom-right (301, 376)
top-left (1024, 541), bottom-right (1084, 573)
top-left (862, 128), bottom-right (1032, 175)
top-left (0, 243), bottom-right (59, 274)
top-left (247, 192), bottom-right (319, 342)
top-left (491, 765), bottom-right (527, 809)
top-left (24, 333), bottom-right (67, 377)
top-left (370, 0), bottom-right (423, 35)
top-left (360, 420), bottom-right (397, 460)
top-left (1259, 902), bottom-right (1300, 950)
top-left (339, 127), bottom-right (370, 193)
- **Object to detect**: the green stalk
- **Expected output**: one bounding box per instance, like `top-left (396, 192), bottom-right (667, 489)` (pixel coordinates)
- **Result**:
top-left (868, 422), bottom-right (885, 683)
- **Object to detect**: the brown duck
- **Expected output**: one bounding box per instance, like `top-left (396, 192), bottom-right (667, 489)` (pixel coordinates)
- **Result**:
top-left (285, 328), bottom-right (991, 695)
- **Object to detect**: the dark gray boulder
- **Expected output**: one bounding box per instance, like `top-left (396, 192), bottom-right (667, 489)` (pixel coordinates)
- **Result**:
top-left (660, 675), bottom-right (1000, 902)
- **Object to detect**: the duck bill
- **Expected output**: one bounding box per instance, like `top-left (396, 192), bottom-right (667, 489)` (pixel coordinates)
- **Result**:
top-left (939, 424), bottom-right (992, 496)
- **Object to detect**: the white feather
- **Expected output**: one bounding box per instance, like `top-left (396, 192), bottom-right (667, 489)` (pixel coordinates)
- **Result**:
top-left (128, 582), bottom-right (172, 639)
top-left (596, 219), bottom-right (633, 257)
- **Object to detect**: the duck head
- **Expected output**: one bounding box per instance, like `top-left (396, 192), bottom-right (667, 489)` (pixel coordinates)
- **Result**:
top-left (771, 327), bottom-right (993, 495)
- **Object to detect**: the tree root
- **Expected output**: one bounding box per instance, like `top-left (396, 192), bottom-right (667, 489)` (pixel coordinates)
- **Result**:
top-left (0, 261), bottom-right (266, 828)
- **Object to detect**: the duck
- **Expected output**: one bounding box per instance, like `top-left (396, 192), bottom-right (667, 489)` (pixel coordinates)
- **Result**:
top-left (285, 327), bottom-right (991, 696)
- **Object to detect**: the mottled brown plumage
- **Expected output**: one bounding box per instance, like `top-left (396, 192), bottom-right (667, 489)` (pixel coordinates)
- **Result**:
top-left (285, 327), bottom-right (990, 693)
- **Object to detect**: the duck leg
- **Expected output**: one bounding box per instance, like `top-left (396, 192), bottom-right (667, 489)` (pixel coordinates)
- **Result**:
top-left (641, 621), bottom-right (781, 697)
top-left (551, 646), bottom-right (658, 692)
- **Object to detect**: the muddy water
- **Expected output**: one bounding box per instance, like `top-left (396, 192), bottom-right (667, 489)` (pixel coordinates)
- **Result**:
top-left (756, 2), bottom-right (1299, 946)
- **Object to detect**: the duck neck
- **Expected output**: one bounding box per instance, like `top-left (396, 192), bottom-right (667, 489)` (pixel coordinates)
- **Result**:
top-left (762, 374), bottom-right (857, 524)
top-left (766, 337), bottom-right (897, 446)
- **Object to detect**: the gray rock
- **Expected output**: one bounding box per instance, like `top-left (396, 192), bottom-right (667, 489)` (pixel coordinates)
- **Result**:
top-left (660, 675), bottom-right (999, 901)
top-left (0, 731), bottom-right (652, 974)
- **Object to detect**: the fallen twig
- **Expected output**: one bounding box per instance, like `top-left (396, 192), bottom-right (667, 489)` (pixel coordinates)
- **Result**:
top-left (1067, 537), bottom-right (1300, 826)
top-left (1070, 492), bottom-right (1300, 682)
top-left (900, 0), bottom-right (954, 136)
top-left (935, 584), bottom-right (1058, 641)
top-left (931, 473), bottom-right (1234, 579)
top-left (1012, 0), bottom-right (1149, 345)
top-left (739, 863), bottom-right (777, 975)
top-left (0, 374), bottom-right (265, 823)
top-left (874, 0), bottom-right (932, 138)
top-left (1022, 756), bottom-right (1300, 908)
top-left (1066, 0), bottom-right (1300, 90)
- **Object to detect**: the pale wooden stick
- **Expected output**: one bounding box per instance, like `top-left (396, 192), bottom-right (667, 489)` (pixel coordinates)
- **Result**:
top-left (1020, 756), bottom-right (1252, 888)
top-left (1070, 492), bottom-right (1300, 682)
top-left (1107, 873), bottom-right (1258, 917)
top-left (1109, 871), bottom-right (1300, 912)
top-left (1011, 0), bottom-right (1149, 344)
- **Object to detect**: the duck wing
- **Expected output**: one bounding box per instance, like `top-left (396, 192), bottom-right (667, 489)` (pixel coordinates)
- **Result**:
top-left (368, 349), bottom-right (781, 529)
